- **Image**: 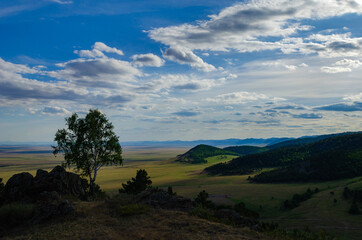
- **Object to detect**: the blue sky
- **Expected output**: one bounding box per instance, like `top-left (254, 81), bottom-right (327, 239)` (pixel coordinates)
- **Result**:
top-left (1, 0), bottom-right (362, 142)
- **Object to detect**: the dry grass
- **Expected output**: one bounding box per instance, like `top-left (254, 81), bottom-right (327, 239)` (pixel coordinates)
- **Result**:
top-left (2, 201), bottom-right (268, 240)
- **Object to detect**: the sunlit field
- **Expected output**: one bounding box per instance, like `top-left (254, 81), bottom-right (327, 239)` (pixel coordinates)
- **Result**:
top-left (1, 146), bottom-right (362, 240)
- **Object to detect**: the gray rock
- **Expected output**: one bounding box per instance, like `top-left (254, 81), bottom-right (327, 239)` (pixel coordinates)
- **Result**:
top-left (3, 166), bottom-right (87, 203)
top-left (3, 172), bottom-right (34, 202)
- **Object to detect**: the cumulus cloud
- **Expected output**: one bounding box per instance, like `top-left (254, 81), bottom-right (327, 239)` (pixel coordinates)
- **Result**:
top-left (321, 58), bottom-right (362, 73)
top-left (0, 57), bottom-right (38, 74)
top-left (343, 93), bottom-right (362, 102)
top-left (137, 74), bottom-right (220, 93)
top-left (28, 106), bottom-right (71, 116)
top-left (50, 58), bottom-right (141, 88)
top-left (207, 91), bottom-right (270, 104)
top-left (272, 104), bottom-right (306, 110)
top-left (74, 42), bottom-right (124, 58)
top-left (321, 66), bottom-right (352, 74)
top-left (131, 53), bottom-right (165, 67)
top-left (148, 0), bottom-right (362, 54)
top-left (162, 47), bottom-right (216, 72)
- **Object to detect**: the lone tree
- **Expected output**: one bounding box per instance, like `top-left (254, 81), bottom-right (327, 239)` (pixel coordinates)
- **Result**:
top-left (53, 109), bottom-right (123, 195)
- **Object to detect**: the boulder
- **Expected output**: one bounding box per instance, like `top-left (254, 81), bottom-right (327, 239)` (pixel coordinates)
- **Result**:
top-left (3, 166), bottom-right (87, 203)
top-left (3, 172), bottom-right (34, 202)
top-left (32, 165), bottom-right (87, 199)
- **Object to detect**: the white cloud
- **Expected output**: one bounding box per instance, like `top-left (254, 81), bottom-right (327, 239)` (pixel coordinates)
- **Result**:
top-left (0, 57), bottom-right (38, 74)
top-left (207, 91), bottom-right (270, 104)
top-left (28, 106), bottom-right (71, 116)
top-left (148, 0), bottom-right (362, 54)
top-left (50, 0), bottom-right (72, 4)
top-left (74, 42), bottom-right (124, 58)
top-left (343, 93), bottom-right (362, 102)
top-left (162, 47), bottom-right (216, 72)
top-left (137, 74), bottom-right (220, 93)
top-left (131, 53), bottom-right (165, 67)
top-left (321, 66), bottom-right (352, 74)
top-left (321, 58), bottom-right (362, 73)
top-left (50, 58), bottom-right (141, 88)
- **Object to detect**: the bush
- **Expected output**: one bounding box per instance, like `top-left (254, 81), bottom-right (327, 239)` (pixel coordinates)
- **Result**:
top-left (81, 178), bottom-right (106, 200)
top-left (0, 203), bottom-right (35, 227)
top-left (119, 169), bottom-right (152, 195)
top-left (189, 206), bottom-right (216, 221)
top-left (167, 186), bottom-right (177, 196)
top-left (234, 202), bottom-right (259, 219)
top-left (194, 190), bottom-right (214, 209)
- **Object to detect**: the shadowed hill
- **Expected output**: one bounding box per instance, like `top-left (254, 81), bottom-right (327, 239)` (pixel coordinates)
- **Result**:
top-left (223, 146), bottom-right (268, 155)
top-left (205, 132), bottom-right (362, 178)
top-left (175, 144), bottom-right (239, 164)
top-left (267, 132), bottom-right (356, 150)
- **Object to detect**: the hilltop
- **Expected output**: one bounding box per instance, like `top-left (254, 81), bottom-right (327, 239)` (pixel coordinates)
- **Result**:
top-left (175, 144), bottom-right (238, 164)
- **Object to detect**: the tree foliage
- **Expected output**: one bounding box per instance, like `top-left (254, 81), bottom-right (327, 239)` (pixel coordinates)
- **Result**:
top-left (53, 109), bottom-right (123, 194)
top-left (119, 169), bottom-right (152, 195)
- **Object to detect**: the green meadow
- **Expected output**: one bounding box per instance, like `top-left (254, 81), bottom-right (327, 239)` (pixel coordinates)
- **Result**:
top-left (1, 146), bottom-right (362, 240)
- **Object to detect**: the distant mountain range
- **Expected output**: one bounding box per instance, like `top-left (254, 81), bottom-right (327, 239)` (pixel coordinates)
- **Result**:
top-left (119, 138), bottom-right (292, 147)
top-left (0, 138), bottom-right (290, 147)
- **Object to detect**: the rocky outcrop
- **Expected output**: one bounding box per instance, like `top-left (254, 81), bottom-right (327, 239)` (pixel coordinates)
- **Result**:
top-left (3, 165), bottom-right (87, 203)
top-left (32, 166), bottom-right (87, 199)
top-left (3, 172), bottom-right (34, 202)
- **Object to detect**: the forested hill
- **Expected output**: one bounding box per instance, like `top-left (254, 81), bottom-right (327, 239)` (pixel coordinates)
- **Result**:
top-left (267, 132), bottom-right (355, 149)
top-left (223, 146), bottom-right (268, 155)
top-left (204, 132), bottom-right (362, 176)
top-left (175, 144), bottom-right (238, 163)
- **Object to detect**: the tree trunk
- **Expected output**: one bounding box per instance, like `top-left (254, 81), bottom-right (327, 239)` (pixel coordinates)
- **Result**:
top-left (89, 175), bottom-right (95, 197)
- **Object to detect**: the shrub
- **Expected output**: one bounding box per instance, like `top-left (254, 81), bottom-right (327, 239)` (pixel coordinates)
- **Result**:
top-left (0, 203), bottom-right (35, 227)
top-left (194, 190), bottom-right (214, 209)
top-left (81, 178), bottom-right (106, 200)
top-left (234, 202), bottom-right (259, 219)
top-left (189, 206), bottom-right (216, 221)
top-left (167, 186), bottom-right (177, 196)
top-left (119, 169), bottom-right (152, 195)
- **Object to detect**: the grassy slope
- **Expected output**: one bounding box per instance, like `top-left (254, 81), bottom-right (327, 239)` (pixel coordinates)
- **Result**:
top-left (1, 147), bottom-right (362, 239)
top-left (2, 201), bottom-right (267, 240)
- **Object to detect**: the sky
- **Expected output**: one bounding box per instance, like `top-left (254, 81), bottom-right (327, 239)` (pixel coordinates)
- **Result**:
top-left (0, 0), bottom-right (362, 142)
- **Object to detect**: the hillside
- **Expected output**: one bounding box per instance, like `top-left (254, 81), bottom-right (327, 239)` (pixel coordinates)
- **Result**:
top-left (204, 132), bottom-right (362, 177)
top-left (175, 144), bottom-right (239, 163)
top-left (223, 146), bottom-right (268, 155)
top-left (267, 132), bottom-right (356, 149)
